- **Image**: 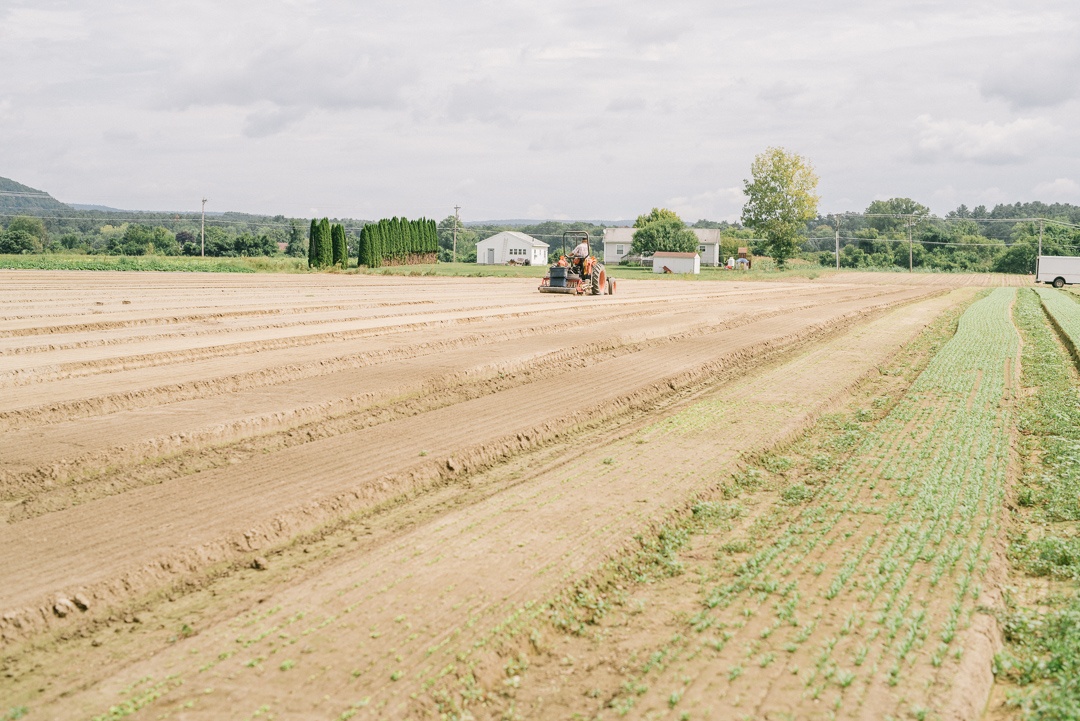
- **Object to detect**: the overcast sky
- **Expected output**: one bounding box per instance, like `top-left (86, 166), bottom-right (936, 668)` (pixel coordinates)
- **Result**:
top-left (1, 0), bottom-right (1077, 222)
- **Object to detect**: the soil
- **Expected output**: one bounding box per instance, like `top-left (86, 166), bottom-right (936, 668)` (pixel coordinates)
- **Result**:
top-left (0, 270), bottom-right (1028, 719)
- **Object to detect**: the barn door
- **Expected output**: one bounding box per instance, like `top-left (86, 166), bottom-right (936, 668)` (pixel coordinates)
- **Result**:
top-left (487, 248), bottom-right (495, 264)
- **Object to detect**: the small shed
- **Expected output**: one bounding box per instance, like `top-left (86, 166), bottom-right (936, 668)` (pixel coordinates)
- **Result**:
top-left (652, 252), bottom-right (700, 274)
top-left (475, 231), bottom-right (549, 265)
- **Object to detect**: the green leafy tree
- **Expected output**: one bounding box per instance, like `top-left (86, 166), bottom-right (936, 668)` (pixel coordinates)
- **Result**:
top-left (741, 147), bottom-right (820, 268)
top-left (0, 229), bottom-right (40, 254)
top-left (107, 225), bottom-right (178, 255)
top-left (631, 213), bottom-right (698, 255)
top-left (285, 221), bottom-right (306, 258)
top-left (865, 198), bottom-right (930, 236)
top-left (437, 215), bottom-right (477, 262)
top-left (7, 216), bottom-right (47, 244)
top-left (633, 207), bottom-right (682, 229)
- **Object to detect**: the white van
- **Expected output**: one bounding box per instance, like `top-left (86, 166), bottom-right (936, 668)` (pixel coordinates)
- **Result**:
top-left (1036, 255), bottom-right (1080, 288)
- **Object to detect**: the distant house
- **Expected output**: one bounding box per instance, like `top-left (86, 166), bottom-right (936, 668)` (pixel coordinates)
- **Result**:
top-left (475, 231), bottom-right (549, 265)
top-left (652, 252), bottom-right (700, 274)
top-left (602, 227), bottom-right (721, 266)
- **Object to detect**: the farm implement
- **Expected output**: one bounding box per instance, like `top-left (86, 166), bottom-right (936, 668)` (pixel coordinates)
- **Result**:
top-left (539, 231), bottom-right (616, 296)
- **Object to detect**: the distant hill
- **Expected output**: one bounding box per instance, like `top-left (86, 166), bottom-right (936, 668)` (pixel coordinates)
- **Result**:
top-left (69, 203), bottom-right (127, 212)
top-left (0, 177), bottom-right (71, 213)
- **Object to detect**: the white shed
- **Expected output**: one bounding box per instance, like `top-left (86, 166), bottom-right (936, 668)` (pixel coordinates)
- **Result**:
top-left (475, 231), bottom-right (549, 265)
top-left (603, 227), bottom-right (721, 266)
top-left (652, 252), bottom-right (700, 274)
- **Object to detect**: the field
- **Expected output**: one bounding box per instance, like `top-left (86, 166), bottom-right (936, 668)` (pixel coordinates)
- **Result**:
top-left (2, 269), bottom-right (1075, 721)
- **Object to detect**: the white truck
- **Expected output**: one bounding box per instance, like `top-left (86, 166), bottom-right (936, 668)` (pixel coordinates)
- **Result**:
top-left (1036, 255), bottom-right (1080, 288)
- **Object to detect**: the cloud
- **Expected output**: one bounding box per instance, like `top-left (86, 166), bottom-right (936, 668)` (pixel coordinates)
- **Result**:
top-left (1033, 177), bottom-right (1080, 203)
top-left (912, 114), bottom-right (1056, 164)
top-left (0, 7), bottom-right (88, 43)
top-left (242, 105), bottom-right (308, 139)
top-left (159, 37), bottom-right (416, 137)
top-left (606, 97), bottom-right (647, 113)
top-left (664, 187), bottom-right (745, 223)
top-left (981, 48), bottom-right (1080, 109)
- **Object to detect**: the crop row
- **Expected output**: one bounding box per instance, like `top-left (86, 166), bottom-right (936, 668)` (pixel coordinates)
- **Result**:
top-left (692, 288), bottom-right (1019, 714)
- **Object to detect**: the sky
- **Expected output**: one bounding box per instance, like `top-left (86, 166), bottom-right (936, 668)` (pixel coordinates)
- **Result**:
top-left (1, 0), bottom-right (1078, 222)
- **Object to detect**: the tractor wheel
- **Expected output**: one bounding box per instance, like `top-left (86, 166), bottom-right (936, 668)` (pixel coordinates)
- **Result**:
top-left (1053, 277), bottom-right (1066, 288)
top-left (607, 277), bottom-right (616, 295)
top-left (591, 264), bottom-right (605, 295)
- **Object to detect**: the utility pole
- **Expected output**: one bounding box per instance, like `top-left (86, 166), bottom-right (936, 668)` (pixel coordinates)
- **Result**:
top-left (453, 205), bottom-right (460, 264)
top-left (201, 197), bottom-right (208, 257)
top-left (907, 215), bottom-right (914, 272)
top-left (834, 215), bottom-right (840, 271)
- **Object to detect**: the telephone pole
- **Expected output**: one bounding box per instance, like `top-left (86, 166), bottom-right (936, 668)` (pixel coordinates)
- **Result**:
top-left (201, 197), bottom-right (208, 257)
top-left (907, 215), bottom-right (914, 272)
top-left (834, 215), bottom-right (840, 271)
top-left (453, 205), bottom-right (460, 264)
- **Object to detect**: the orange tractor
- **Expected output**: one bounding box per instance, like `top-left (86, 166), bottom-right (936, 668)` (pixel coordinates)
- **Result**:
top-left (538, 231), bottom-right (616, 295)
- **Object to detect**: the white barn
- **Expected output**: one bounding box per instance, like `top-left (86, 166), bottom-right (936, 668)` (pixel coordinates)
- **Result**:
top-left (602, 227), bottom-right (722, 266)
top-left (475, 231), bottom-right (549, 265)
top-left (652, 252), bottom-right (700, 274)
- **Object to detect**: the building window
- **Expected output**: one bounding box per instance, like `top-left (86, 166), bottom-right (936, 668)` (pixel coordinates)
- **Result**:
top-left (699, 245), bottom-right (706, 253)
top-left (616, 245), bottom-right (624, 255)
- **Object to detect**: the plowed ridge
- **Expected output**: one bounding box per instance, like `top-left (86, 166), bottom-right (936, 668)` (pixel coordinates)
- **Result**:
top-left (0, 271), bottom-right (999, 720)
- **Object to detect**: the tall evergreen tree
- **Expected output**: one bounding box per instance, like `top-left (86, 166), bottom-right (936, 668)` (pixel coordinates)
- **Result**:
top-left (307, 218), bottom-right (318, 267)
top-left (331, 223), bottom-right (347, 268)
top-left (317, 218), bottom-right (333, 268)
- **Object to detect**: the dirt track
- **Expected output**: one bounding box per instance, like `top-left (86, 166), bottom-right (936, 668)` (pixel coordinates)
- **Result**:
top-left (0, 270), bottom-right (1026, 719)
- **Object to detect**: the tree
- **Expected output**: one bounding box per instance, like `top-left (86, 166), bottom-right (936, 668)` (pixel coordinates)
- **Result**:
top-left (631, 216), bottom-right (698, 255)
top-left (0, 229), bottom-right (39, 254)
top-left (7, 216), bottom-right (47, 244)
top-left (316, 218), bottom-right (333, 268)
top-left (865, 198), bottom-right (930, 235)
top-left (308, 219), bottom-right (318, 267)
top-left (331, 223), bottom-right (347, 268)
top-left (633, 207), bottom-right (682, 229)
top-left (741, 147), bottom-right (820, 268)
top-left (285, 221), bottom-right (306, 258)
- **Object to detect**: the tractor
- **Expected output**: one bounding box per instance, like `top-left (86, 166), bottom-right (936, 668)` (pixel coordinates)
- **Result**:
top-left (538, 231), bottom-right (616, 295)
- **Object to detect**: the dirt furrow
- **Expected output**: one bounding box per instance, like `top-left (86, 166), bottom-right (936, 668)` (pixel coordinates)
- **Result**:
top-left (2, 287), bottom-right (965, 720)
top-left (0, 284), bottom-right (932, 644)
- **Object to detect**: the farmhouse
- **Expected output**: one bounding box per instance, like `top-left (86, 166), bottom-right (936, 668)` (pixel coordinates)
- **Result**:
top-left (602, 227), bottom-right (722, 266)
top-left (652, 251), bottom-right (700, 274)
top-left (475, 231), bottom-right (549, 265)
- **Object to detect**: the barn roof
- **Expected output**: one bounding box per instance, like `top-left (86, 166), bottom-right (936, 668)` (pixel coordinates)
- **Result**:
top-left (477, 231), bottom-right (548, 247)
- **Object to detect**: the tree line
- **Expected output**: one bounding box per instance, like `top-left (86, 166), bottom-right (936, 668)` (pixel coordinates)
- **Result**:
top-left (357, 217), bottom-right (437, 268)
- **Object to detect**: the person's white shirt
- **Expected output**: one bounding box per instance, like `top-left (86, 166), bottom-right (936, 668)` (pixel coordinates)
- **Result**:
top-left (571, 241), bottom-right (589, 258)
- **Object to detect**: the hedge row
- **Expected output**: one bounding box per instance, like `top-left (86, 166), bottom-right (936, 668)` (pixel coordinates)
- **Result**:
top-left (358, 217), bottom-right (437, 268)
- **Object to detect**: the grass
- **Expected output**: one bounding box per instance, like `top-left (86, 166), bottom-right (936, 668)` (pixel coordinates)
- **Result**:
top-left (994, 288), bottom-right (1080, 720)
top-left (0, 254), bottom-right (309, 273)
top-left (0, 254), bottom-right (973, 281)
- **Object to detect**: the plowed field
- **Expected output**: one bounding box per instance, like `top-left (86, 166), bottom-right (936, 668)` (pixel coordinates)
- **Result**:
top-left (0, 271), bottom-right (1029, 720)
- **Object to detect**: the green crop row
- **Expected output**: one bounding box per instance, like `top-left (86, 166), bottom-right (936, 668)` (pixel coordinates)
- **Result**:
top-left (697, 288), bottom-right (1018, 711)
top-left (994, 288), bottom-right (1080, 720)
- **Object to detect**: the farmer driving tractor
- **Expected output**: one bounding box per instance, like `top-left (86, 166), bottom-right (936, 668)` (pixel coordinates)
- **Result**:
top-left (569, 236), bottom-right (590, 276)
